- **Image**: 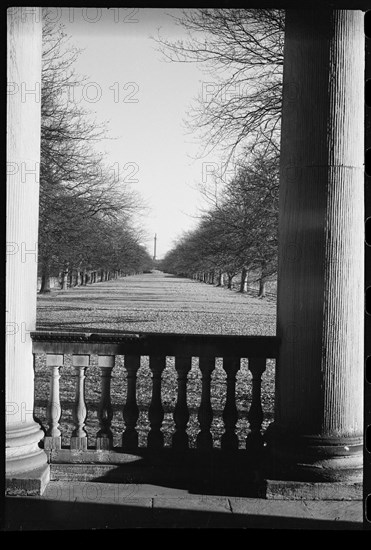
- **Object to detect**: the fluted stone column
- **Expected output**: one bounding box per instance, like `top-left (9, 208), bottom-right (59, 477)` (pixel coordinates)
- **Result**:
top-left (6, 7), bottom-right (49, 493)
top-left (267, 10), bottom-right (364, 482)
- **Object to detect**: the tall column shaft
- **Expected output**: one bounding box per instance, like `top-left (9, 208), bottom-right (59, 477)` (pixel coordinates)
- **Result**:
top-left (268, 10), bottom-right (364, 481)
top-left (6, 7), bottom-right (48, 480)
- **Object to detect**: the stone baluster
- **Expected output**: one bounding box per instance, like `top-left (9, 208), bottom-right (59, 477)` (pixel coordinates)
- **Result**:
top-left (221, 357), bottom-right (240, 451)
top-left (172, 356), bottom-right (192, 450)
top-left (246, 357), bottom-right (266, 451)
top-left (122, 355), bottom-right (141, 450)
top-left (96, 355), bottom-right (115, 450)
top-left (44, 354), bottom-right (64, 450)
top-left (196, 357), bottom-right (215, 450)
top-left (148, 356), bottom-right (166, 450)
top-left (71, 355), bottom-right (89, 450)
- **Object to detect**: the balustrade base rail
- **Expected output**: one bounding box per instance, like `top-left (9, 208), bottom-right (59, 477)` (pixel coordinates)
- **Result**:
top-left (45, 447), bottom-right (269, 497)
top-left (32, 330), bottom-right (279, 489)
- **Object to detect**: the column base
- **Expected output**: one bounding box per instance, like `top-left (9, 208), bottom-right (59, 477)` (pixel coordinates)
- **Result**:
top-left (264, 423), bottom-right (363, 483)
top-left (6, 421), bottom-right (50, 495)
top-left (6, 421), bottom-right (48, 469)
top-left (6, 463), bottom-right (50, 496)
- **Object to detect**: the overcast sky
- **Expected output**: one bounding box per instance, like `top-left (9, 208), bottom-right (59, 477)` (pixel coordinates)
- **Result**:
top-left (50, 7), bottom-right (226, 259)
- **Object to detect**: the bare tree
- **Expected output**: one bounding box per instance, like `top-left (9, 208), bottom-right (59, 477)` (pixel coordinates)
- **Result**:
top-left (155, 8), bottom-right (284, 161)
top-left (38, 14), bottom-right (148, 291)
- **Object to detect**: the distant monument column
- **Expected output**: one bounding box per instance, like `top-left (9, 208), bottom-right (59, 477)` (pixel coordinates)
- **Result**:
top-left (267, 9), bottom-right (364, 481)
top-left (6, 7), bottom-right (49, 493)
top-left (153, 233), bottom-right (157, 262)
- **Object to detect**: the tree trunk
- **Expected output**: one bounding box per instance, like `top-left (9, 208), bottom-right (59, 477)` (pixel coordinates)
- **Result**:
top-left (40, 273), bottom-right (50, 293)
top-left (227, 274), bottom-right (234, 289)
top-left (258, 278), bottom-right (266, 298)
top-left (62, 266), bottom-right (69, 290)
top-left (76, 269), bottom-right (83, 286)
top-left (239, 267), bottom-right (247, 293)
top-left (258, 262), bottom-right (267, 299)
top-left (39, 262), bottom-right (51, 293)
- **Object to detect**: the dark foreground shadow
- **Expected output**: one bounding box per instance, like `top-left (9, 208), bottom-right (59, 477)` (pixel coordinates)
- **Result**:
top-left (3, 497), bottom-right (362, 531)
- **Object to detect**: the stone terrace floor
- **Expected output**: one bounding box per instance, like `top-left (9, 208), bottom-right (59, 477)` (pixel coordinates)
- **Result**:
top-left (4, 481), bottom-right (364, 530)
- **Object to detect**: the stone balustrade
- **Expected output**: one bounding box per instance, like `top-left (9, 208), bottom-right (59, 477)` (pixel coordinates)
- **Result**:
top-left (31, 331), bottom-right (279, 454)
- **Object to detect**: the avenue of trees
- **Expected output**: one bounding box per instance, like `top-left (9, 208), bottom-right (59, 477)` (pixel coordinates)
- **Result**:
top-left (38, 14), bottom-right (152, 293)
top-left (39, 9), bottom-right (284, 296)
top-left (159, 9), bottom-right (284, 297)
top-left (161, 151), bottom-right (278, 298)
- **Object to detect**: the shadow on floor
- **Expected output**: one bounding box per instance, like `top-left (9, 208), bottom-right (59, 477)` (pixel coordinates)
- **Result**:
top-left (3, 497), bottom-right (362, 530)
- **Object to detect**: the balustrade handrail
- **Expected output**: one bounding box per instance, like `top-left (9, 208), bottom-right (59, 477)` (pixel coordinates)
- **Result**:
top-left (31, 330), bottom-right (280, 358)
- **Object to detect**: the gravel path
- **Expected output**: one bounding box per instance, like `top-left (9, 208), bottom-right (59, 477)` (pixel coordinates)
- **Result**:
top-left (36, 270), bottom-right (277, 335)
